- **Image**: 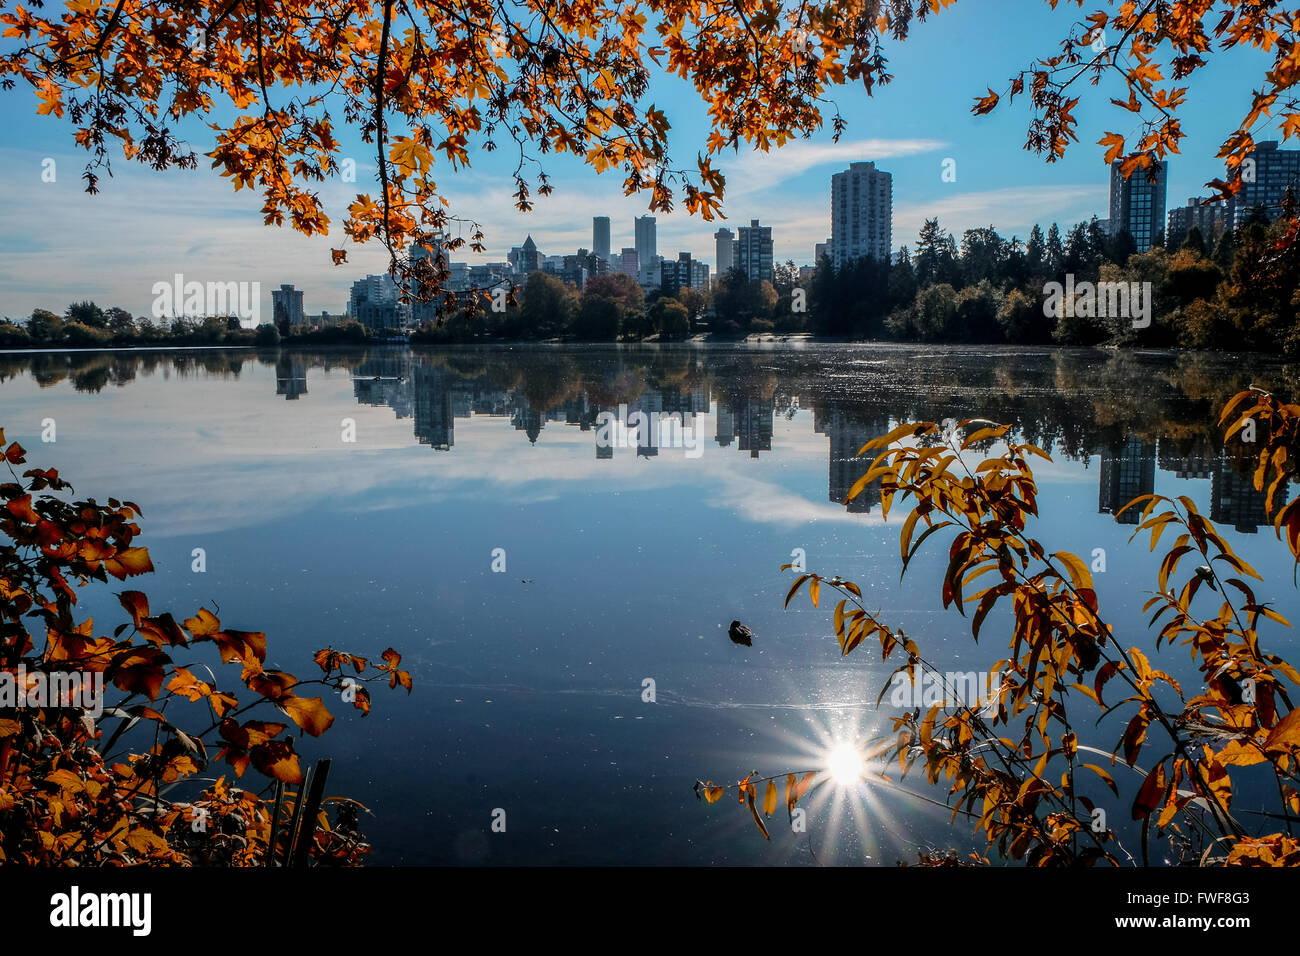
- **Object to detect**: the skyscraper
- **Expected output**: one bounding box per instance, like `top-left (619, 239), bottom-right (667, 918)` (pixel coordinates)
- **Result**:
top-left (735, 219), bottom-right (773, 283)
top-left (592, 216), bottom-right (611, 260)
top-left (1166, 198), bottom-right (1228, 247)
top-left (634, 216), bottom-right (657, 265)
top-left (270, 284), bottom-right (304, 327)
top-left (1232, 140), bottom-right (1300, 227)
top-left (408, 232), bottom-right (446, 323)
top-left (714, 228), bottom-right (735, 276)
top-left (660, 252), bottom-right (694, 297)
top-left (618, 248), bottom-right (639, 276)
top-left (830, 161), bottom-right (892, 269)
top-left (518, 235), bottom-right (542, 273)
top-left (348, 274), bottom-right (406, 329)
top-left (1108, 160), bottom-right (1167, 252)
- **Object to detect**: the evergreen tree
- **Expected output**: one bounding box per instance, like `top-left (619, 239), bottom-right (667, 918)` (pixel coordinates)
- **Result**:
top-left (1045, 223), bottom-right (1065, 275)
top-left (1026, 225), bottom-right (1046, 276)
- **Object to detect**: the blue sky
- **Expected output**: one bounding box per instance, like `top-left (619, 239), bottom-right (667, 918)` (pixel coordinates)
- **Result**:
top-left (0, 0), bottom-right (1282, 318)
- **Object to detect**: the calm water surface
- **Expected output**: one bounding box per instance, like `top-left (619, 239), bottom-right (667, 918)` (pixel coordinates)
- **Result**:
top-left (1, 343), bottom-right (1295, 865)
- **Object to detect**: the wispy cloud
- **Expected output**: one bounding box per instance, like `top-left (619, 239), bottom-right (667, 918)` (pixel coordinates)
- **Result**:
top-left (717, 137), bottom-right (948, 199)
top-left (893, 184), bottom-right (1105, 244)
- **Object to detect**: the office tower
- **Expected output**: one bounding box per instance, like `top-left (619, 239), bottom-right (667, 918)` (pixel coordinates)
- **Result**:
top-left (690, 260), bottom-right (710, 291)
top-left (1166, 198), bottom-right (1229, 247)
top-left (634, 216), bottom-right (657, 265)
top-left (593, 216), bottom-right (611, 260)
top-left (1233, 140), bottom-right (1300, 227)
top-left (735, 219), bottom-right (774, 283)
top-left (270, 284), bottom-right (304, 327)
top-left (831, 162), bottom-right (892, 269)
top-left (638, 254), bottom-right (663, 289)
top-left (714, 228), bottom-right (735, 275)
top-left (815, 240), bottom-right (831, 264)
top-left (1098, 436), bottom-right (1156, 524)
top-left (618, 248), bottom-right (639, 276)
top-left (660, 252), bottom-right (694, 297)
top-left (518, 235), bottom-right (542, 273)
top-left (348, 274), bottom-right (406, 329)
top-left (1108, 160), bottom-right (1167, 252)
top-left (408, 232), bottom-right (446, 323)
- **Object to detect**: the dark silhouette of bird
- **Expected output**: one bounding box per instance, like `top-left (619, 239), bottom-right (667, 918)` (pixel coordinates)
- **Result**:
top-left (728, 621), bottom-right (753, 646)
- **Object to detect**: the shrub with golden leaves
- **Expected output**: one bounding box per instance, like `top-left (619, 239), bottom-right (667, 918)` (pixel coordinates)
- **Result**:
top-left (0, 428), bottom-right (411, 865)
top-left (701, 392), bottom-right (1300, 867)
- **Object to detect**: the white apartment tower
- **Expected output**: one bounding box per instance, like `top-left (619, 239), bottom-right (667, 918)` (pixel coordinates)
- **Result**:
top-left (714, 228), bottom-right (735, 276)
top-left (831, 162), bottom-right (892, 269)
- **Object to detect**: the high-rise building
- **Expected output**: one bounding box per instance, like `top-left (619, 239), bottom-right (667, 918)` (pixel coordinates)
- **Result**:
top-left (518, 235), bottom-right (542, 274)
top-left (661, 253), bottom-right (708, 296)
top-left (1108, 160), bottom-right (1167, 252)
top-left (830, 162), bottom-right (892, 269)
top-left (408, 233), bottom-right (447, 323)
top-left (618, 248), bottom-right (639, 276)
top-left (735, 219), bottom-right (774, 283)
top-left (1166, 198), bottom-right (1229, 248)
top-left (348, 274), bottom-right (407, 330)
top-left (1232, 140), bottom-right (1300, 227)
top-left (660, 253), bottom-right (693, 297)
top-left (638, 254), bottom-right (663, 289)
top-left (270, 284), bottom-right (304, 327)
top-left (690, 260), bottom-right (710, 291)
top-left (593, 216), bottom-right (611, 260)
top-left (814, 240), bottom-right (831, 264)
top-left (714, 228), bottom-right (735, 276)
top-left (634, 216), bottom-right (657, 265)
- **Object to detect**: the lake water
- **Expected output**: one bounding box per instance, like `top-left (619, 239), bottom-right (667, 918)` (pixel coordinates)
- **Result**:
top-left (1, 343), bottom-right (1296, 865)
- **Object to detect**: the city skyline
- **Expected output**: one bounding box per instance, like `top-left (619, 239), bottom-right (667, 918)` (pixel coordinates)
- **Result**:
top-left (13, 128), bottom-right (1300, 328)
top-left (278, 351), bottom-right (1282, 534)
top-left (0, 0), bottom-right (1280, 320)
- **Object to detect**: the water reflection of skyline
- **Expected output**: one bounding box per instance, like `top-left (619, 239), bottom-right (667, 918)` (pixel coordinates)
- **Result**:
top-left (326, 352), bottom-right (1277, 532)
top-left (0, 345), bottom-right (1284, 532)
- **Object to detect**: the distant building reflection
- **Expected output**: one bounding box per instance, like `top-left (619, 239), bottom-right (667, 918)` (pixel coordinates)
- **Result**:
top-left (1210, 458), bottom-right (1270, 533)
top-left (334, 357), bottom-right (1289, 534)
top-left (1098, 436), bottom-right (1156, 524)
top-left (715, 392), bottom-right (773, 458)
top-left (275, 354), bottom-right (307, 400)
top-left (1094, 433), bottom-right (1282, 533)
top-left (814, 405), bottom-right (889, 512)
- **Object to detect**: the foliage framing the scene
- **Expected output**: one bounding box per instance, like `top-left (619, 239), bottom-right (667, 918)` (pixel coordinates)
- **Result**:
top-left (3, 0), bottom-right (1298, 308)
top-left (699, 390), bottom-right (1300, 867)
top-left (0, 430), bottom-right (411, 864)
